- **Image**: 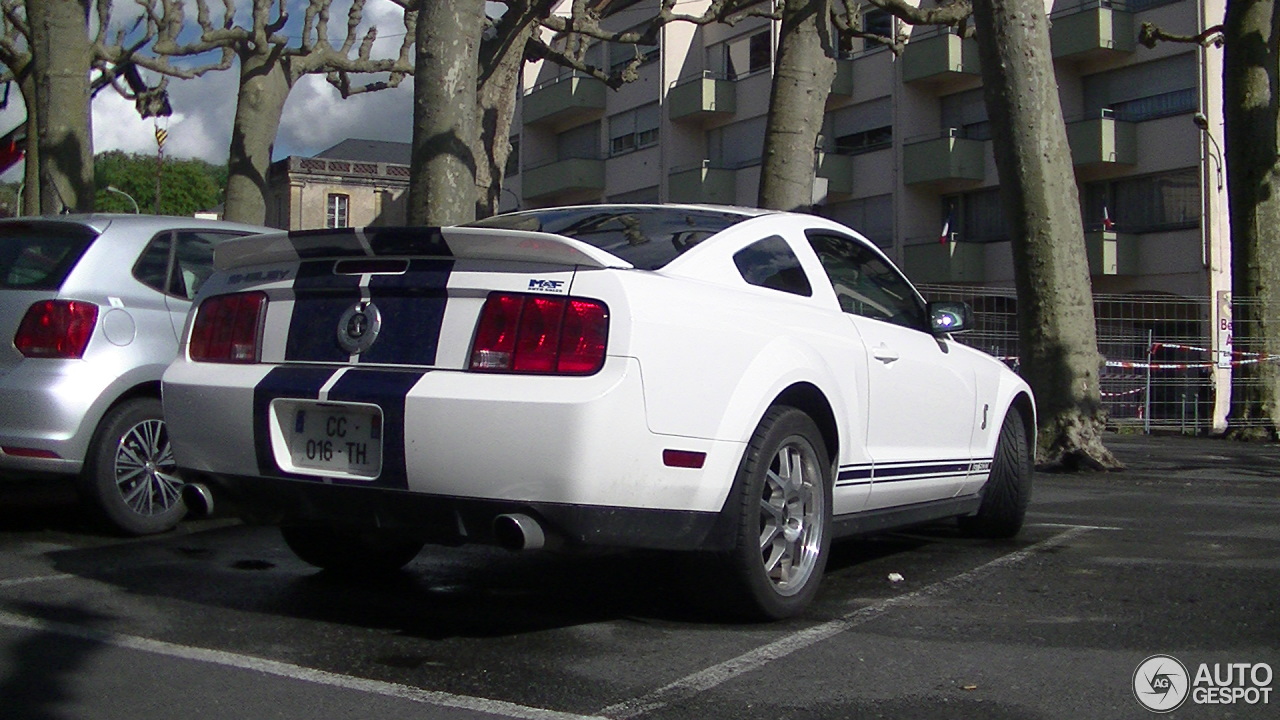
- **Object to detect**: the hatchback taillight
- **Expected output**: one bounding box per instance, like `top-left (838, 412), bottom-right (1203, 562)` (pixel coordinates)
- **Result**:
top-left (470, 293), bottom-right (608, 375)
top-left (14, 300), bottom-right (98, 358)
top-left (189, 291), bottom-right (266, 363)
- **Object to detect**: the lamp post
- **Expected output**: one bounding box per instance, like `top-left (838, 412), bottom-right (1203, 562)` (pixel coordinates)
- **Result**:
top-left (106, 185), bottom-right (140, 214)
top-left (1193, 112), bottom-right (1224, 191)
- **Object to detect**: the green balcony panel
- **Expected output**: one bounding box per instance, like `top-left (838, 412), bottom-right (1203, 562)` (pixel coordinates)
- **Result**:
top-left (523, 158), bottom-right (605, 201)
top-left (524, 76), bottom-right (607, 127)
top-left (668, 165), bottom-right (736, 204)
top-left (1067, 116), bottom-right (1137, 167)
top-left (669, 76), bottom-right (736, 122)
top-left (903, 241), bottom-right (987, 284)
top-left (816, 153), bottom-right (853, 196)
top-left (1051, 7), bottom-right (1135, 60)
top-left (902, 33), bottom-right (980, 84)
top-left (1086, 231), bottom-right (1138, 276)
top-left (903, 136), bottom-right (986, 185)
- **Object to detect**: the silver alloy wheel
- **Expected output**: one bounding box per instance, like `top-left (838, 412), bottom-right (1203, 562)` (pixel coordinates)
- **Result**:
top-left (113, 419), bottom-right (182, 517)
top-left (757, 437), bottom-right (825, 597)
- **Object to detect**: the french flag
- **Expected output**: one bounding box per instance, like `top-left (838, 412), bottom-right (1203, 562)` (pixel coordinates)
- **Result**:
top-left (939, 208), bottom-right (953, 244)
top-left (1102, 202), bottom-right (1115, 231)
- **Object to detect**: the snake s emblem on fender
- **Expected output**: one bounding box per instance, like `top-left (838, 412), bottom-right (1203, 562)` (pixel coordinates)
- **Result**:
top-left (336, 301), bottom-right (382, 355)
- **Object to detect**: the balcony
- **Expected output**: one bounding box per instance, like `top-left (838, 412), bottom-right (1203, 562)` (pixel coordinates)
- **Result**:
top-left (668, 162), bottom-right (736, 204)
top-left (524, 74), bottom-right (606, 127)
top-left (669, 73), bottom-right (736, 123)
top-left (901, 30), bottom-right (979, 85)
top-left (522, 157), bottom-right (605, 202)
top-left (815, 152), bottom-right (853, 196)
top-left (1086, 230), bottom-right (1138, 276)
top-left (1067, 113), bottom-right (1137, 168)
top-left (1050, 3), bottom-right (1135, 61)
top-left (903, 131), bottom-right (987, 186)
top-left (902, 240), bottom-right (988, 284)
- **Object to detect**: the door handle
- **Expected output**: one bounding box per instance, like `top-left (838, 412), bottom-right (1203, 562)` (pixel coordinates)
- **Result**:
top-left (871, 343), bottom-right (899, 363)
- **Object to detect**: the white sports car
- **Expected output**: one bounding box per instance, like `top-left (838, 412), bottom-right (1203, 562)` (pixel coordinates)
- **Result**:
top-left (162, 204), bottom-right (1034, 619)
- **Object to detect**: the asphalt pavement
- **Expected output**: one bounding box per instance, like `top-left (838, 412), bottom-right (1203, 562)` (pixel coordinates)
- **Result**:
top-left (0, 431), bottom-right (1277, 720)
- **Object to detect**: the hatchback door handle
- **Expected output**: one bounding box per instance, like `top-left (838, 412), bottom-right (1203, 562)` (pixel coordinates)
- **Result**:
top-left (871, 344), bottom-right (899, 363)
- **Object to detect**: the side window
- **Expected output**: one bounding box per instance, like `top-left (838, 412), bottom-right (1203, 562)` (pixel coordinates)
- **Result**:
top-left (133, 230), bottom-right (246, 299)
top-left (733, 235), bottom-right (812, 297)
top-left (171, 231), bottom-right (243, 300)
top-left (133, 232), bottom-right (173, 294)
top-left (807, 232), bottom-right (927, 331)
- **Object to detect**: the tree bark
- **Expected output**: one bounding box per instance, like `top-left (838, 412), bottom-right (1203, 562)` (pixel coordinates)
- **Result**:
top-left (1223, 0), bottom-right (1280, 438)
top-left (222, 49), bottom-right (293, 225)
top-left (409, 0), bottom-right (483, 226)
top-left (26, 0), bottom-right (93, 214)
top-left (18, 70), bottom-right (40, 215)
top-left (758, 0), bottom-right (835, 211)
top-left (971, 0), bottom-right (1120, 469)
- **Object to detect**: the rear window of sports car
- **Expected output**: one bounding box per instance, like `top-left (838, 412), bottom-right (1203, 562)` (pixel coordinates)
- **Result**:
top-left (0, 223), bottom-right (97, 290)
top-left (466, 206), bottom-right (752, 270)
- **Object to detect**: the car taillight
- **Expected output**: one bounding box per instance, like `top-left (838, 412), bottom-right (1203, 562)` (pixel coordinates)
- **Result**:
top-left (470, 292), bottom-right (608, 375)
top-left (14, 300), bottom-right (98, 358)
top-left (189, 291), bottom-right (266, 363)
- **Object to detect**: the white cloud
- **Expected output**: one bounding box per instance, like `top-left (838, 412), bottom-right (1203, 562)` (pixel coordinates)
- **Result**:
top-left (1, 0), bottom-right (414, 181)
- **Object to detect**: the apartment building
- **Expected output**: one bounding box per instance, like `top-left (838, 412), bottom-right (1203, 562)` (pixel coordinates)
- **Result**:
top-left (265, 138), bottom-right (411, 230)
top-left (508, 0), bottom-right (1232, 428)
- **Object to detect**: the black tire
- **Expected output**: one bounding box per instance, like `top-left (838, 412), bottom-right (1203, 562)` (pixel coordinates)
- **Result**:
top-left (281, 525), bottom-right (425, 575)
top-left (721, 406), bottom-right (832, 621)
top-left (959, 408), bottom-right (1033, 538)
top-left (79, 396), bottom-right (187, 536)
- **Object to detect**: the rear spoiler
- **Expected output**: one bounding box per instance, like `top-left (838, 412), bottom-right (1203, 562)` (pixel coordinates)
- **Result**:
top-left (214, 226), bottom-right (634, 271)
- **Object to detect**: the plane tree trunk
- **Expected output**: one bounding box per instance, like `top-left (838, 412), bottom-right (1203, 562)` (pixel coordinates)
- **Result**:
top-left (1223, 0), bottom-right (1280, 438)
top-left (970, 0), bottom-right (1120, 469)
top-left (26, 0), bottom-right (94, 213)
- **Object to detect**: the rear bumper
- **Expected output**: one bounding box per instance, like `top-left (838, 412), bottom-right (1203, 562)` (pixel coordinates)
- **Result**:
top-left (163, 357), bottom-right (747, 541)
top-left (0, 360), bottom-right (121, 475)
top-left (187, 471), bottom-right (732, 551)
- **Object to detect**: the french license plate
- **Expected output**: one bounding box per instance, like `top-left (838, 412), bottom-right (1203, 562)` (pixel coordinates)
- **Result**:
top-left (274, 401), bottom-right (383, 479)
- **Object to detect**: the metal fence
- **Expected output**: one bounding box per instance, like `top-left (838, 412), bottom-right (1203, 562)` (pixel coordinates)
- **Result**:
top-left (916, 284), bottom-right (1235, 433)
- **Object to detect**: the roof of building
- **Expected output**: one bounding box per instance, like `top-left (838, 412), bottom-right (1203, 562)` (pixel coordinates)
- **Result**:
top-left (314, 138), bottom-right (410, 165)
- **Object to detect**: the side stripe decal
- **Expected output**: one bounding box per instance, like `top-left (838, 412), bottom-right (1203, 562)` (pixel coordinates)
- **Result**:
top-left (836, 458), bottom-right (995, 487)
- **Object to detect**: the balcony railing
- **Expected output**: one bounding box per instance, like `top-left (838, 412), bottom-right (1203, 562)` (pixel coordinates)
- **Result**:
top-left (902, 129), bottom-right (987, 186)
top-left (668, 72), bottom-right (736, 123)
top-left (524, 73), bottom-right (607, 127)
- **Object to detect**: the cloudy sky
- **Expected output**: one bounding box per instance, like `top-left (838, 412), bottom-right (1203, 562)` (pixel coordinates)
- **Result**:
top-left (0, 0), bottom-right (417, 179)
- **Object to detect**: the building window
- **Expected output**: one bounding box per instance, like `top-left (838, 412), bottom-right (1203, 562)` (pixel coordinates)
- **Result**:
top-left (609, 25), bottom-right (659, 71)
top-left (818, 194), bottom-right (893, 247)
top-left (941, 88), bottom-right (992, 140)
top-left (941, 188), bottom-right (1009, 244)
top-left (556, 121), bottom-right (601, 161)
top-left (707, 115), bottom-right (767, 168)
top-left (712, 30), bottom-right (772, 79)
top-left (835, 127), bottom-right (892, 154)
top-left (327, 193), bottom-right (349, 228)
top-left (1083, 54), bottom-right (1196, 122)
top-left (863, 8), bottom-right (893, 37)
top-left (1083, 168), bottom-right (1200, 233)
top-left (609, 103), bottom-right (659, 156)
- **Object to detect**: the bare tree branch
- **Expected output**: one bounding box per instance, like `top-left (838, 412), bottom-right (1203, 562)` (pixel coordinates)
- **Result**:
top-left (1139, 21), bottom-right (1224, 48)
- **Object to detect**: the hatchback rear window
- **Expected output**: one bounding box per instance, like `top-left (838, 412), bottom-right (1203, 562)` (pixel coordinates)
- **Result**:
top-left (0, 223), bottom-right (97, 290)
top-left (466, 206), bottom-right (752, 270)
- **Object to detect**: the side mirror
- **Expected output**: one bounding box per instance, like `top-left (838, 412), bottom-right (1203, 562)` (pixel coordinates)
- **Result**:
top-left (928, 301), bottom-right (973, 335)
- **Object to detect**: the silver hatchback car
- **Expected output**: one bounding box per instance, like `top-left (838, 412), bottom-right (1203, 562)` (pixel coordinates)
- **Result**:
top-left (0, 214), bottom-right (268, 534)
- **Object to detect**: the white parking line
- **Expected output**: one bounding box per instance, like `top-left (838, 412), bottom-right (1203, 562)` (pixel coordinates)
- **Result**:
top-left (597, 525), bottom-right (1097, 719)
top-left (0, 610), bottom-right (605, 720)
top-left (0, 574), bottom-right (75, 588)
